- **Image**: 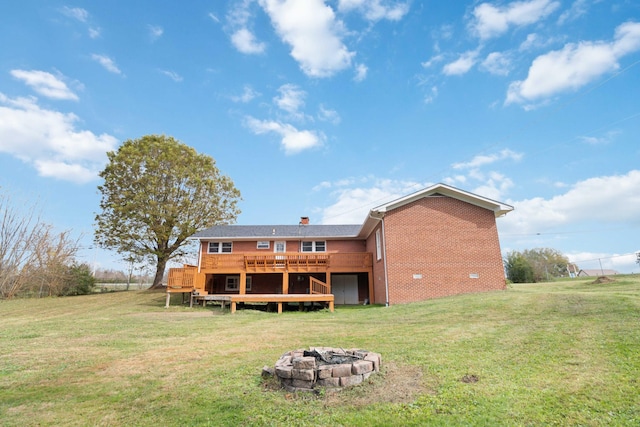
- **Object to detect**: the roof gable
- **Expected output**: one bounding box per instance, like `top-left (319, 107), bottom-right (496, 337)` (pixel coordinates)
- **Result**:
top-left (357, 183), bottom-right (513, 238)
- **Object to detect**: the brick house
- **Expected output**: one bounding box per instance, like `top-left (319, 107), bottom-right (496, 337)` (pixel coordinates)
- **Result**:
top-left (166, 183), bottom-right (513, 311)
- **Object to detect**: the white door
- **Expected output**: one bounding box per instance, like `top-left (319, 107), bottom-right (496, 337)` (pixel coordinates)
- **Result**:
top-left (332, 275), bottom-right (359, 305)
top-left (274, 241), bottom-right (286, 267)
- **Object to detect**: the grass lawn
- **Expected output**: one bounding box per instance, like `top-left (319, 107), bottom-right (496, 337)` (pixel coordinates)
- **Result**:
top-left (1, 276), bottom-right (639, 426)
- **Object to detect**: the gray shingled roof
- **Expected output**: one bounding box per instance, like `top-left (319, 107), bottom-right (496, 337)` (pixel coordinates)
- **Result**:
top-left (191, 224), bottom-right (362, 240)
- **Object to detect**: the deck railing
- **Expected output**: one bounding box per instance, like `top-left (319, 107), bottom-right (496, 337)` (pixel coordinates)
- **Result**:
top-left (199, 252), bottom-right (372, 272)
top-left (309, 277), bottom-right (330, 294)
top-left (167, 265), bottom-right (197, 292)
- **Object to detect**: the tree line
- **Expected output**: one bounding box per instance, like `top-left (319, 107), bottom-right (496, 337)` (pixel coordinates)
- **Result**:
top-left (0, 192), bottom-right (95, 299)
top-left (504, 248), bottom-right (575, 283)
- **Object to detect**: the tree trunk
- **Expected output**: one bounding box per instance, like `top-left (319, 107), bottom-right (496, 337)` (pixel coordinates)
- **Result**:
top-left (148, 256), bottom-right (168, 290)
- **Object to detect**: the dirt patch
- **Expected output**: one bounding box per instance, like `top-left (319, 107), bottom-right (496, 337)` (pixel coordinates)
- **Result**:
top-left (461, 374), bottom-right (479, 383)
top-left (592, 276), bottom-right (616, 284)
top-left (264, 362), bottom-right (430, 407)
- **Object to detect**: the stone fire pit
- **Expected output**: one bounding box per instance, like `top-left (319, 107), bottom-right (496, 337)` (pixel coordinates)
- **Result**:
top-left (267, 347), bottom-right (382, 392)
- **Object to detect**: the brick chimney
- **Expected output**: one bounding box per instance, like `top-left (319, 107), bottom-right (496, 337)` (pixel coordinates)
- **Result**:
top-left (300, 216), bottom-right (309, 225)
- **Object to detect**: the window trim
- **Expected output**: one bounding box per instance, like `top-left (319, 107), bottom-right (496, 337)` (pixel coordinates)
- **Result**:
top-left (375, 229), bottom-right (382, 261)
top-left (225, 275), bottom-right (252, 291)
top-left (208, 241), bottom-right (233, 254)
top-left (301, 241), bottom-right (326, 253)
top-left (257, 241), bottom-right (270, 250)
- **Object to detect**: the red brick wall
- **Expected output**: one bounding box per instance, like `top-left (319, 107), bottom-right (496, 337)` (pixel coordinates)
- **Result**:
top-left (200, 239), bottom-right (366, 253)
top-left (382, 195), bottom-right (506, 304)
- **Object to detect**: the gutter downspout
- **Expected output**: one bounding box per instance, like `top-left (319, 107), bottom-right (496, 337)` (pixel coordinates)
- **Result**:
top-left (381, 217), bottom-right (390, 307)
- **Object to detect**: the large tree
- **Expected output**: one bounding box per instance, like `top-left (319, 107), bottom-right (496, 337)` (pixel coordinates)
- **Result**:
top-left (94, 135), bottom-right (241, 288)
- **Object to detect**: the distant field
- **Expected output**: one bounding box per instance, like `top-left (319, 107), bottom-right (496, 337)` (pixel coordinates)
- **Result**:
top-left (1, 276), bottom-right (639, 426)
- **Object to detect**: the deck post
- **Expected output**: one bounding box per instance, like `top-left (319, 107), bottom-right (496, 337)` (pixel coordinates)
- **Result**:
top-left (277, 302), bottom-right (283, 314)
top-left (231, 301), bottom-right (237, 314)
top-left (165, 292), bottom-right (170, 308)
top-left (368, 272), bottom-right (374, 304)
top-left (239, 271), bottom-right (247, 295)
top-left (282, 271), bottom-right (289, 294)
top-left (329, 300), bottom-right (334, 312)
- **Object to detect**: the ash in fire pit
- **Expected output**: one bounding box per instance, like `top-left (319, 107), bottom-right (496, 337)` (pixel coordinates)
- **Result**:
top-left (268, 347), bottom-right (382, 392)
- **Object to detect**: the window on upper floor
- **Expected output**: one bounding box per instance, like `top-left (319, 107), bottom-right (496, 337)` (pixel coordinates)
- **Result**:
top-left (301, 241), bottom-right (326, 252)
top-left (257, 241), bottom-right (270, 249)
top-left (208, 241), bottom-right (232, 253)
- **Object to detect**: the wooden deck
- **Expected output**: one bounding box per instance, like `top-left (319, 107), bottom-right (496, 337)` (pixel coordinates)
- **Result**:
top-left (167, 292), bottom-right (334, 314)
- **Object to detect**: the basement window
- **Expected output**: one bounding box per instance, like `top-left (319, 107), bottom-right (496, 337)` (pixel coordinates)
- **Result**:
top-left (208, 242), bottom-right (232, 253)
top-left (225, 276), bottom-right (252, 291)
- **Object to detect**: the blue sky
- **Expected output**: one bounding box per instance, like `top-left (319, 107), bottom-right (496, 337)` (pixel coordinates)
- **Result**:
top-left (1, 0), bottom-right (639, 274)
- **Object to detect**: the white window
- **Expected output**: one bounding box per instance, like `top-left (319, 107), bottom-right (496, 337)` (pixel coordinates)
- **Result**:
top-left (301, 241), bottom-right (326, 252)
top-left (257, 241), bottom-right (270, 249)
top-left (375, 229), bottom-right (382, 261)
top-left (208, 242), bottom-right (232, 253)
top-left (274, 241), bottom-right (286, 253)
top-left (225, 276), bottom-right (252, 291)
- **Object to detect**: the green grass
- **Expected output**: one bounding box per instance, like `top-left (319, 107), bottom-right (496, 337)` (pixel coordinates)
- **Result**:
top-left (1, 276), bottom-right (639, 426)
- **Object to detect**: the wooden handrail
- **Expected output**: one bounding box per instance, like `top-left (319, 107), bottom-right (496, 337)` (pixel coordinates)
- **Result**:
top-left (310, 277), bottom-right (329, 295)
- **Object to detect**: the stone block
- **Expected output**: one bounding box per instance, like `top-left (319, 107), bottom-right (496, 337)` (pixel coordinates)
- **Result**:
top-left (275, 365), bottom-right (293, 379)
top-left (317, 377), bottom-right (340, 388)
top-left (364, 354), bottom-right (380, 372)
top-left (351, 360), bottom-right (373, 375)
top-left (340, 374), bottom-right (363, 387)
top-left (292, 356), bottom-right (316, 370)
top-left (275, 356), bottom-right (292, 367)
top-left (292, 368), bottom-right (315, 381)
top-left (291, 379), bottom-right (314, 389)
top-left (331, 364), bottom-right (352, 378)
top-left (316, 365), bottom-right (333, 379)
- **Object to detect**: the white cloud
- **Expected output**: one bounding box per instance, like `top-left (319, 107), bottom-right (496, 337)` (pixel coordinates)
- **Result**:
top-left (507, 21), bottom-right (640, 105)
top-left (500, 170), bottom-right (640, 236)
top-left (91, 54), bottom-right (122, 75)
top-left (245, 116), bottom-right (324, 154)
top-left (423, 86), bottom-right (438, 104)
top-left (481, 51), bottom-right (512, 76)
top-left (558, 0), bottom-right (590, 25)
top-left (231, 85), bottom-right (260, 103)
top-left (10, 69), bottom-right (78, 101)
top-left (567, 251), bottom-right (639, 274)
top-left (337, 0), bottom-right (410, 21)
top-left (318, 104), bottom-right (341, 124)
top-left (274, 84), bottom-right (306, 115)
top-left (259, 0), bottom-right (354, 77)
top-left (61, 6), bottom-right (89, 22)
top-left (148, 25), bottom-right (164, 41)
top-left (319, 178), bottom-right (421, 224)
top-left (421, 53), bottom-right (444, 68)
top-left (0, 94), bottom-right (118, 183)
top-left (227, 0), bottom-right (266, 54)
top-left (452, 149), bottom-right (523, 170)
top-left (231, 28), bottom-right (267, 54)
top-left (354, 63), bottom-right (368, 82)
top-left (88, 27), bottom-right (101, 38)
top-left (471, 171), bottom-right (514, 201)
top-left (159, 70), bottom-right (183, 82)
top-left (443, 50), bottom-right (479, 76)
top-left (579, 130), bottom-right (620, 145)
top-left (208, 13), bottom-right (220, 23)
top-left (470, 0), bottom-right (560, 40)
